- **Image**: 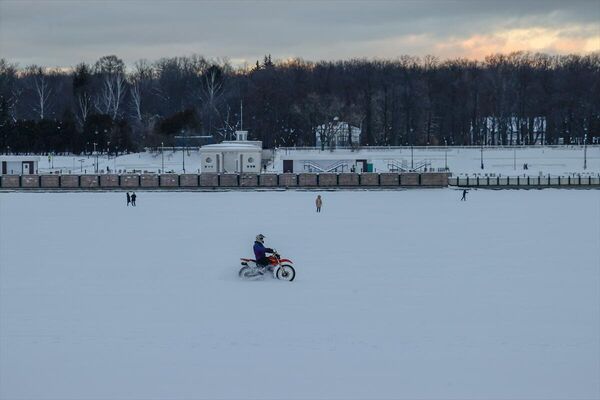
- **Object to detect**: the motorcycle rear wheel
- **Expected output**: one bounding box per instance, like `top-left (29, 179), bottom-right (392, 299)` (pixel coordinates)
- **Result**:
top-left (276, 264), bottom-right (296, 281)
top-left (239, 266), bottom-right (262, 280)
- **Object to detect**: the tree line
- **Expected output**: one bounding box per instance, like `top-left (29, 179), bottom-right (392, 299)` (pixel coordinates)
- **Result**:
top-left (0, 51), bottom-right (599, 154)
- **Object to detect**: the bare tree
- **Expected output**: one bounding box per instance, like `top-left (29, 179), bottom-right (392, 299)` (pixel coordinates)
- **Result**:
top-left (129, 60), bottom-right (154, 122)
top-left (24, 65), bottom-right (53, 120)
top-left (93, 55), bottom-right (127, 119)
top-left (73, 63), bottom-right (94, 126)
top-left (307, 94), bottom-right (344, 150)
top-left (199, 64), bottom-right (226, 134)
top-left (95, 72), bottom-right (126, 119)
top-left (0, 59), bottom-right (20, 121)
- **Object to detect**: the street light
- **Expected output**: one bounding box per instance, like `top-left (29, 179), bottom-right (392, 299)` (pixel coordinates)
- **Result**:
top-left (480, 142), bottom-right (484, 169)
top-left (161, 142), bottom-right (164, 173)
top-left (584, 133), bottom-right (588, 170)
top-left (93, 142), bottom-right (98, 173)
top-left (411, 145), bottom-right (414, 170)
top-left (444, 139), bottom-right (448, 171)
top-left (94, 129), bottom-right (98, 173)
top-left (181, 129), bottom-right (186, 173)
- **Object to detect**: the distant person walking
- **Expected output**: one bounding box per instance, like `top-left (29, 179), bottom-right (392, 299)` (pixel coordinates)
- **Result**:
top-left (316, 195), bottom-right (322, 212)
top-left (126, 192), bottom-right (131, 206)
top-left (131, 192), bottom-right (137, 206)
top-left (460, 189), bottom-right (468, 201)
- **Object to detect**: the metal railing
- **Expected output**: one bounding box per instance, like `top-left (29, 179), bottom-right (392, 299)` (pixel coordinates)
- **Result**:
top-left (302, 160), bottom-right (350, 173)
top-left (450, 175), bottom-right (600, 187)
top-left (277, 144), bottom-right (600, 153)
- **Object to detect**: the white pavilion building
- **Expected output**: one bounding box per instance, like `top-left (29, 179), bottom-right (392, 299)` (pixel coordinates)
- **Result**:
top-left (200, 131), bottom-right (263, 173)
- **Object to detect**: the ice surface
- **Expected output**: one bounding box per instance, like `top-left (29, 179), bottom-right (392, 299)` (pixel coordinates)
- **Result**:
top-left (1, 190), bottom-right (599, 399)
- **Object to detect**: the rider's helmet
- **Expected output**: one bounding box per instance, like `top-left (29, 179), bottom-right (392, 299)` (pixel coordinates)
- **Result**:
top-left (256, 234), bottom-right (265, 243)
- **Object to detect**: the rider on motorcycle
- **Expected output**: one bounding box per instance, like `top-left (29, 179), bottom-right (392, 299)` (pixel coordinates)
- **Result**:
top-left (254, 234), bottom-right (276, 272)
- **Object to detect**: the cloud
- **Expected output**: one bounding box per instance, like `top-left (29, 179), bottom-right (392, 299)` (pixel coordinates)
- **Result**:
top-left (433, 24), bottom-right (600, 59)
top-left (0, 0), bottom-right (598, 67)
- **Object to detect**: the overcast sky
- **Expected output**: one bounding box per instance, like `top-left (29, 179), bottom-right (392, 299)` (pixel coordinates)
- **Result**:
top-left (1, 0), bottom-right (599, 68)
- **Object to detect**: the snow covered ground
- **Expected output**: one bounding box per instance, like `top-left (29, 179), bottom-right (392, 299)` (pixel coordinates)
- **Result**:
top-left (1, 190), bottom-right (599, 400)
top-left (272, 146), bottom-right (600, 176)
top-left (31, 145), bottom-right (600, 177)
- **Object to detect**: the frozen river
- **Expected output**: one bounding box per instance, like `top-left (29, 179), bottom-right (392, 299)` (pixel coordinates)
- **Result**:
top-left (1, 189), bottom-right (599, 399)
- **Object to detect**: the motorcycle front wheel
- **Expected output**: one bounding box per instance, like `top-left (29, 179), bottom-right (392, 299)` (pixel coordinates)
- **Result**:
top-left (276, 264), bottom-right (296, 281)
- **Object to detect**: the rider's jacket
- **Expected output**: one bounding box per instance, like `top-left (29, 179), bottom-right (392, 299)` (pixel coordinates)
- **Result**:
top-left (253, 241), bottom-right (273, 260)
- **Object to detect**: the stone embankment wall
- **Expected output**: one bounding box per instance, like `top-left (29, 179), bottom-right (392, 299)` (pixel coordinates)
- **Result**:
top-left (0, 173), bottom-right (450, 190)
top-left (3, 173), bottom-right (598, 190)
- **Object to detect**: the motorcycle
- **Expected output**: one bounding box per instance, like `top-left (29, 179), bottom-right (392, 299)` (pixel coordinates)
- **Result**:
top-left (238, 251), bottom-right (296, 281)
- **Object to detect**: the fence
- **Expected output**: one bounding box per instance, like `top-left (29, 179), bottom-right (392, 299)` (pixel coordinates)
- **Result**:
top-left (0, 172), bottom-right (450, 190)
top-left (449, 175), bottom-right (600, 187)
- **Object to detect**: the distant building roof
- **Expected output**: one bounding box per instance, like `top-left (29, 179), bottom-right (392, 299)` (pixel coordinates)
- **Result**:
top-left (0, 156), bottom-right (41, 162)
top-left (201, 142), bottom-right (262, 151)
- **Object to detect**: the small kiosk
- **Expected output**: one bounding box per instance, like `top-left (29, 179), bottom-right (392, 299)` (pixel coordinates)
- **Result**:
top-left (0, 156), bottom-right (40, 175)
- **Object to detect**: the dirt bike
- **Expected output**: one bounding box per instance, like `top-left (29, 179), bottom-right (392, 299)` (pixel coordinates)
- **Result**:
top-left (238, 251), bottom-right (296, 281)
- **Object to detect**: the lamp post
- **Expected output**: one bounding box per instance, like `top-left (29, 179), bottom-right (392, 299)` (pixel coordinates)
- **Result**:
top-left (114, 146), bottom-right (118, 171)
top-left (480, 142), bottom-right (484, 170)
top-left (103, 129), bottom-right (107, 159)
top-left (93, 142), bottom-right (98, 173)
top-left (181, 129), bottom-right (186, 173)
top-left (444, 139), bottom-right (448, 171)
top-left (584, 133), bottom-right (588, 170)
top-left (411, 145), bottom-right (414, 170)
top-left (94, 129), bottom-right (98, 172)
top-left (161, 142), bottom-right (164, 173)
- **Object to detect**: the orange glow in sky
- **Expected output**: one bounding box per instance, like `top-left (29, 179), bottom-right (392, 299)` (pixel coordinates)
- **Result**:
top-left (435, 25), bottom-right (600, 60)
